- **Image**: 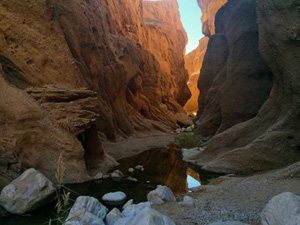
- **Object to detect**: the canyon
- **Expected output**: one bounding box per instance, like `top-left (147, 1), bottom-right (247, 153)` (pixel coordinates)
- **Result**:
top-left (0, 0), bottom-right (300, 223)
top-left (0, 0), bottom-right (191, 183)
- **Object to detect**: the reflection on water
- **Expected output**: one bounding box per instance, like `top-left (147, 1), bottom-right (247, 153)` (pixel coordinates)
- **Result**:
top-left (0, 145), bottom-right (219, 225)
top-left (187, 175), bottom-right (201, 189)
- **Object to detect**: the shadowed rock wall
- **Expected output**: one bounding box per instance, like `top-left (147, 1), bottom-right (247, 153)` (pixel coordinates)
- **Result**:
top-left (194, 0), bottom-right (273, 136)
top-left (189, 0), bottom-right (300, 174)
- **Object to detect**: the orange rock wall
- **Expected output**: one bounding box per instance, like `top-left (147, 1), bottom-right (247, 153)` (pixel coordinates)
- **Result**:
top-left (197, 0), bottom-right (228, 37)
top-left (0, 0), bottom-right (190, 182)
top-left (184, 37), bottom-right (209, 114)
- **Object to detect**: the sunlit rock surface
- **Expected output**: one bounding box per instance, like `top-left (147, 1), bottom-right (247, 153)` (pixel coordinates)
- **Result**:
top-left (197, 0), bottom-right (228, 37)
top-left (0, 0), bottom-right (190, 182)
top-left (184, 37), bottom-right (209, 115)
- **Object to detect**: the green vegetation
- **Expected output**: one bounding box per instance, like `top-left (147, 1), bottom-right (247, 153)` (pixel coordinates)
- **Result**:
top-left (175, 133), bottom-right (207, 149)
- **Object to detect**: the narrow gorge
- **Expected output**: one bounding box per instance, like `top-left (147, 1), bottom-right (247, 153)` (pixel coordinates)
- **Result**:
top-left (0, 0), bottom-right (299, 224)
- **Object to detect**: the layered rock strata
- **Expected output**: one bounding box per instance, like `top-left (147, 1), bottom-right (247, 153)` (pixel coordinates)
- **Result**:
top-left (190, 0), bottom-right (300, 174)
top-left (194, 0), bottom-right (273, 136)
top-left (0, 0), bottom-right (190, 182)
top-left (184, 37), bottom-right (209, 115)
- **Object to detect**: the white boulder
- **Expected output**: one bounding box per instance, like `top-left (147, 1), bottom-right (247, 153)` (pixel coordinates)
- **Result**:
top-left (66, 196), bottom-right (107, 225)
top-left (0, 168), bottom-right (56, 215)
top-left (102, 191), bottom-right (127, 205)
top-left (122, 202), bottom-right (151, 218)
top-left (261, 192), bottom-right (300, 225)
top-left (208, 222), bottom-right (249, 225)
top-left (147, 185), bottom-right (176, 204)
top-left (105, 208), bottom-right (123, 225)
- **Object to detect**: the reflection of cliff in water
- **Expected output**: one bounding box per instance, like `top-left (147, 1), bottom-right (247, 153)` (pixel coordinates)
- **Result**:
top-left (66, 146), bottom-right (217, 205)
top-left (116, 147), bottom-right (202, 194)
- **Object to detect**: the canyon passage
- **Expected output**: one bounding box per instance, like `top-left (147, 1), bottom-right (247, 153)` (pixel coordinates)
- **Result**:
top-left (0, 0), bottom-right (299, 224)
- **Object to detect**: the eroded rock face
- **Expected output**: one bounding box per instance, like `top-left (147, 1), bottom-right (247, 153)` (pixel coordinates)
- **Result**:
top-left (197, 0), bottom-right (228, 37)
top-left (194, 0), bottom-right (273, 136)
top-left (184, 37), bottom-right (209, 115)
top-left (0, 0), bottom-right (190, 181)
top-left (190, 0), bottom-right (300, 174)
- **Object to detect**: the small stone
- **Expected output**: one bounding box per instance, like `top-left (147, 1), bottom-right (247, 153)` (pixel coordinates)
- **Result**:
top-left (103, 174), bottom-right (110, 179)
top-left (122, 199), bottom-right (133, 210)
top-left (147, 185), bottom-right (176, 204)
top-left (105, 208), bottom-right (123, 225)
top-left (128, 168), bottom-right (135, 173)
top-left (175, 128), bottom-right (182, 133)
top-left (186, 126), bottom-right (193, 132)
top-left (126, 176), bottom-right (138, 182)
top-left (111, 170), bottom-right (124, 182)
top-left (135, 165), bottom-right (144, 170)
top-left (102, 191), bottom-right (127, 206)
top-left (183, 196), bottom-right (194, 202)
top-left (93, 172), bottom-right (103, 180)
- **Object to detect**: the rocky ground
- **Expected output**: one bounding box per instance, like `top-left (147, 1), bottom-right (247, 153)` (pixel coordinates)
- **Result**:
top-left (104, 133), bottom-right (300, 225)
top-left (154, 162), bottom-right (300, 225)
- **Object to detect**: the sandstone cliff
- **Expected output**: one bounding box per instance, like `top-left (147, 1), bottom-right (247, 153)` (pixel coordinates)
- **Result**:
top-left (184, 0), bottom-right (227, 116)
top-left (194, 0), bottom-right (273, 136)
top-left (198, 0), bottom-right (228, 37)
top-left (184, 37), bottom-right (209, 115)
top-left (188, 0), bottom-right (300, 174)
top-left (0, 0), bottom-right (190, 182)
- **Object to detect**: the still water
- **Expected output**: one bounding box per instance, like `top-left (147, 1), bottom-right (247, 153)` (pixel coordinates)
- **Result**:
top-left (0, 146), bottom-right (219, 225)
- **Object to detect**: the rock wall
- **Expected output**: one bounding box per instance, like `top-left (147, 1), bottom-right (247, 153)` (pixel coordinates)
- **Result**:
top-left (198, 0), bottom-right (228, 37)
top-left (0, 0), bottom-right (190, 182)
top-left (188, 0), bottom-right (300, 174)
top-left (194, 0), bottom-right (273, 136)
top-left (184, 37), bottom-right (209, 115)
top-left (184, 0), bottom-right (227, 116)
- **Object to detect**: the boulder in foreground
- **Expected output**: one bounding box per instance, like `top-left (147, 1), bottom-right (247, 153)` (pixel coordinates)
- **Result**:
top-left (261, 192), bottom-right (300, 225)
top-left (0, 168), bottom-right (56, 215)
top-left (147, 185), bottom-right (176, 204)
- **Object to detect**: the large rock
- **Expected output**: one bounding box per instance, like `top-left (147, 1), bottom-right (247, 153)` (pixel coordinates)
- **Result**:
top-left (124, 207), bottom-right (175, 225)
top-left (115, 207), bottom-right (175, 225)
top-left (66, 196), bottom-right (107, 225)
top-left (208, 222), bottom-right (249, 225)
top-left (0, 168), bottom-right (56, 215)
top-left (122, 202), bottom-right (151, 218)
top-left (261, 192), bottom-right (300, 225)
top-left (147, 185), bottom-right (176, 204)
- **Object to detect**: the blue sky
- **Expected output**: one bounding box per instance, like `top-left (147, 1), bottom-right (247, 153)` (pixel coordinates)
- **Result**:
top-left (176, 0), bottom-right (204, 54)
